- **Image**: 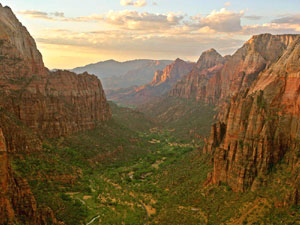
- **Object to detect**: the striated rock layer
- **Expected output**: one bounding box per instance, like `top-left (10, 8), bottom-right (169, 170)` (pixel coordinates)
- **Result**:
top-left (0, 4), bottom-right (111, 138)
top-left (0, 4), bottom-right (111, 224)
top-left (203, 34), bottom-right (300, 202)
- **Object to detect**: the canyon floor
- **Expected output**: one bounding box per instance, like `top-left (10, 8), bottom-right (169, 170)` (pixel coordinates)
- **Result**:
top-left (12, 101), bottom-right (300, 225)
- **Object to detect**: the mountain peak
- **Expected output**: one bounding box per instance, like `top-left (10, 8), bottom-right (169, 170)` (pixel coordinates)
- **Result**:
top-left (174, 58), bottom-right (185, 64)
top-left (196, 48), bottom-right (224, 70)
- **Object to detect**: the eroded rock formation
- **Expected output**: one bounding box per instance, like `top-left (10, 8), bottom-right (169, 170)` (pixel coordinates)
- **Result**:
top-left (204, 35), bottom-right (300, 200)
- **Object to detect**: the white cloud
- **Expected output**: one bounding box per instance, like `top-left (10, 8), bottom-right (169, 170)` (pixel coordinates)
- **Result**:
top-left (190, 8), bottom-right (244, 32)
top-left (104, 10), bottom-right (184, 30)
top-left (120, 0), bottom-right (147, 7)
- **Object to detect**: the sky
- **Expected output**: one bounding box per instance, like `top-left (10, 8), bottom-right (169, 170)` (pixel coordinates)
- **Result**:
top-left (1, 0), bottom-right (300, 69)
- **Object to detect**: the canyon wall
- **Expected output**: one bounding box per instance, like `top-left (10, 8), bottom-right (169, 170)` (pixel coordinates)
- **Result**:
top-left (0, 4), bottom-right (111, 224)
top-left (203, 35), bottom-right (300, 203)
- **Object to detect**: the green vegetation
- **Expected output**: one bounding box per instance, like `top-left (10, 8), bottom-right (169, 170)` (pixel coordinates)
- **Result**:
top-left (12, 102), bottom-right (300, 225)
top-left (140, 97), bottom-right (216, 140)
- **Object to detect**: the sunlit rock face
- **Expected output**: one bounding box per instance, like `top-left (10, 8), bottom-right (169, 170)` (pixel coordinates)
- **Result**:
top-left (170, 34), bottom-right (299, 104)
top-left (204, 35), bottom-right (300, 201)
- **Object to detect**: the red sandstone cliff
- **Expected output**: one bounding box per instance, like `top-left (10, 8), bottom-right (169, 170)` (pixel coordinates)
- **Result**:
top-left (170, 34), bottom-right (298, 104)
top-left (203, 34), bottom-right (300, 203)
top-left (170, 49), bottom-right (226, 103)
top-left (0, 4), bottom-right (111, 224)
top-left (0, 4), bottom-right (111, 138)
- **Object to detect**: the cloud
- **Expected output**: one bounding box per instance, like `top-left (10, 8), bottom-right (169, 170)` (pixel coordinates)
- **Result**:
top-left (225, 2), bottom-right (231, 6)
top-left (244, 15), bottom-right (262, 20)
top-left (17, 10), bottom-right (53, 20)
top-left (17, 10), bottom-right (103, 22)
top-left (51, 12), bottom-right (65, 18)
top-left (36, 28), bottom-right (244, 59)
top-left (191, 8), bottom-right (244, 32)
top-left (242, 23), bottom-right (300, 35)
top-left (120, 0), bottom-right (147, 7)
top-left (240, 14), bottom-right (300, 34)
top-left (272, 14), bottom-right (300, 24)
top-left (104, 10), bottom-right (184, 30)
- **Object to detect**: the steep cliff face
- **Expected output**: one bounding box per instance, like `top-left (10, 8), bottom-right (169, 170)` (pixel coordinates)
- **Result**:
top-left (0, 70), bottom-right (111, 138)
top-left (0, 4), bottom-right (111, 138)
top-left (0, 4), bottom-right (111, 224)
top-left (0, 4), bottom-right (46, 77)
top-left (171, 34), bottom-right (299, 104)
top-left (204, 35), bottom-right (300, 199)
top-left (108, 58), bottom-right (194, 106)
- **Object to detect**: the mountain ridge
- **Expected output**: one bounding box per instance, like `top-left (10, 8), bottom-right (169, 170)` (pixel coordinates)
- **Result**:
top-left (107, 58), bottom-right (194, 106)
top-left (71, 59), bottom-right (173, 89)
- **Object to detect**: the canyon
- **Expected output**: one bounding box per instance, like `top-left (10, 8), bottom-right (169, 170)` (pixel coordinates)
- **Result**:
top-left (0, 2), bottom-right (300, 225)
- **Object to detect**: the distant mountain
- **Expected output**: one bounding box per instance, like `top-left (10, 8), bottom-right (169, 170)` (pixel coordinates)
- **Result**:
top-left (108, 58), bottom-right (194, 106)
top-left (71, 59), bottom-right (172, 89)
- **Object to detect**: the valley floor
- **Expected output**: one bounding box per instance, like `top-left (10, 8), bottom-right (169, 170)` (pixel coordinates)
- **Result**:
top-left (12, 102), bottom-right (300, 225)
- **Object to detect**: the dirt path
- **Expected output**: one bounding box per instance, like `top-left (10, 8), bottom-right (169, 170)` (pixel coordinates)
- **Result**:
top-left (86, 215), bottom-right (100, 225)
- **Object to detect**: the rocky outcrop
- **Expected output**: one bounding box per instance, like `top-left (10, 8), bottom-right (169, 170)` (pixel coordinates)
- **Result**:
top-left (171, 34), bottom-right (299, 104)
top-left (0, 4), bottom-right (111, 224)
top-left (108, 58), bottom-right (194, 106)
top-left (204, 35), bottom-right (300, 197)
top-left (170, 49), bottom-right (226, 103)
